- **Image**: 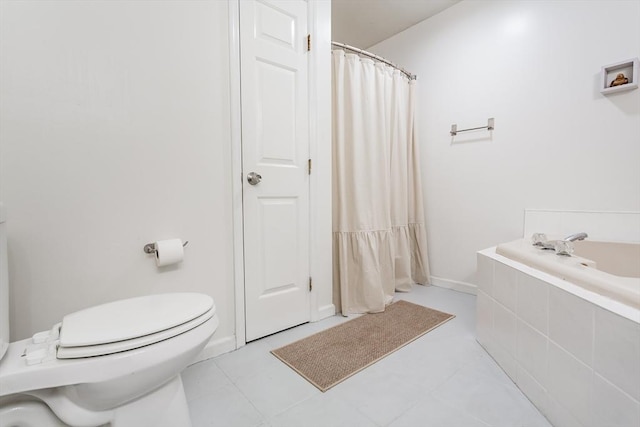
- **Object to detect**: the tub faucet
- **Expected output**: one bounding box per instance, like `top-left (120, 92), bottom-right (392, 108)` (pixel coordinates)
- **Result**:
top-left (564, 232), bottom-right (588, 242)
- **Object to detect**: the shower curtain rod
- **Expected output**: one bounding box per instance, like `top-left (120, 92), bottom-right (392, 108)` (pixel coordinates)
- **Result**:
top-left (331, 41), bottom-right (417, 81)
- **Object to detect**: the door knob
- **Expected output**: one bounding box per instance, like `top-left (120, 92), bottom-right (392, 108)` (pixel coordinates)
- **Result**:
top-left (247, 172), bottom-right (262, 185)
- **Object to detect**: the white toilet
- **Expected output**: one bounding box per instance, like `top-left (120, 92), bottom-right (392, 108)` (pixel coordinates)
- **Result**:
top-left (0, 204), bottom-right (219, 427)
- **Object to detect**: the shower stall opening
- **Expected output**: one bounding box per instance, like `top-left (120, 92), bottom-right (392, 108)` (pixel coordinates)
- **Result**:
top-left (331, 42), bottom-right (431, 315)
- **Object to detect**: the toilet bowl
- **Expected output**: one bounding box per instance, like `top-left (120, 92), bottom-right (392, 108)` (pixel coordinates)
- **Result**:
top-left (0, 204), bottom-right (219, 427)
top-left (0, 396), bottom-right (68, 426)
top-left (0, 292), bottom-right (219, 427)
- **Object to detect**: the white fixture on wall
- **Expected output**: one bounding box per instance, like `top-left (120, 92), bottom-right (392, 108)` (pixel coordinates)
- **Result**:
top-left (600, 57), bottom-right (639, 94)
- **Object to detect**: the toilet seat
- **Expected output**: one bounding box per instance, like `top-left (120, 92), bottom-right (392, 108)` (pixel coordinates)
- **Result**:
top-left (56, 293), bottom-right (214, 359)
top-left (22, 293), bottom-right (215, 364)
top-left (57, 306), bottom-right (215, 359)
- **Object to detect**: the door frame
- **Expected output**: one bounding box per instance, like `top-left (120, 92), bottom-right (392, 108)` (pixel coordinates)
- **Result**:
top-left (228, 0), bottom-right (333, 349)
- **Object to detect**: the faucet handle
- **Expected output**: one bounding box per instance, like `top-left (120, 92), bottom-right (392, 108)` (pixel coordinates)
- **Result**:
top-left (531, 233), bottom-right (548, 246)
top-left (555, 240), bottom-right (574, 256)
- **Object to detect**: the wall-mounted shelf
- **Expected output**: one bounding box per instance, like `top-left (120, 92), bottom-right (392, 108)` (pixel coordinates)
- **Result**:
top-left (600, 58), bottom-right (638, 95)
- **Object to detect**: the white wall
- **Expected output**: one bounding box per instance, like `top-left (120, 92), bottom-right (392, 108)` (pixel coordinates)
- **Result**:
top-left (371, 0), bottom-right (640, 288)
top-left (0, 1), bottom-right (235, 341)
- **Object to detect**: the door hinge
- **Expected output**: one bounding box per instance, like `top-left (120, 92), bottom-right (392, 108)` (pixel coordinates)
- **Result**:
top-left (309, 277), bottom-right (312, 292)
top-left (308, 158), bottom-right (312, 175)
top-left (307, 34), bottom-right (311, 52)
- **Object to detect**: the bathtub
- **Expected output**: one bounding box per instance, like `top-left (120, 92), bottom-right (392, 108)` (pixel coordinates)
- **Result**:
top-left (495, 238), bottom-right (640, 310)
top-left (476, 239), bottom-right (640, 427)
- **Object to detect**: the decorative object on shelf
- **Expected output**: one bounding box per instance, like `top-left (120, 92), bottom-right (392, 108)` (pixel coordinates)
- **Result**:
top-left (600, 58), bottom-right (638, 94)
top-left (609, 73), bottom-right (629, 87)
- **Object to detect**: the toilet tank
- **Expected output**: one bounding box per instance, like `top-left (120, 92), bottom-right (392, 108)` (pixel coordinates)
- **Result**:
top-left (0, 203), bottom-right (9, 360)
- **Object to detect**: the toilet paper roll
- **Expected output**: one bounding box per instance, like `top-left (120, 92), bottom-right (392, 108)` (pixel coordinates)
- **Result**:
top-left (155, 239), bottom-right (184, 267)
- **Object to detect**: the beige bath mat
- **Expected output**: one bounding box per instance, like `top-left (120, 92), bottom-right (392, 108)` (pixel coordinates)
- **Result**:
top-left (270, 300), bottom-right (455, 392)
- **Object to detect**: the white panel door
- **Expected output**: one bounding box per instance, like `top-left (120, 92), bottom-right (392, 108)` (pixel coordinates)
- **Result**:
top-left (240, 0), bottom-right (310, 341)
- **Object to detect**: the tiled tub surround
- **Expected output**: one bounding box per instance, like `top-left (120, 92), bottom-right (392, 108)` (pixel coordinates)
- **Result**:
top-left (476, 248), bottom-right (640, 427)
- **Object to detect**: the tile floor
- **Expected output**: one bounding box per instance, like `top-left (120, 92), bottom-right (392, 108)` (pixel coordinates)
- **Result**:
top-left (182, 285), bottom-right (552, 427)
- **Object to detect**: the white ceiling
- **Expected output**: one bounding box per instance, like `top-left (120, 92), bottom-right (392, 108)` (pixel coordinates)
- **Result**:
top-left (332, 0), bottom-right (461, 49)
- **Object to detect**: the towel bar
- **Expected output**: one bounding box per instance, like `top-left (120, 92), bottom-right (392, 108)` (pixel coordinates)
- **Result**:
top-left (450, 118), bottom-right (494, 136)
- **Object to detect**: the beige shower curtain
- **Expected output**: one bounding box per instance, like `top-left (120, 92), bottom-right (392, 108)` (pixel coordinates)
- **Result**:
top-left (332, 50), bottom-right (430, 315)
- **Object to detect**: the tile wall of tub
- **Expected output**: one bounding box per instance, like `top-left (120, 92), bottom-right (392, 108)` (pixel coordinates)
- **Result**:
top-left (476, 249), bottom-right (640, 427)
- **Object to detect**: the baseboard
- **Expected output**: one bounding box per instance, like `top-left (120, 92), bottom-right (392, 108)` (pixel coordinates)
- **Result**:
top-left (430, 276), bottom-right (477, 295)
top-left (312, 303), bottom-right (335, 322)
top-left (191, 335), bottom-right (237, 364)
top-left (190, 303), bottom-right (335, 365)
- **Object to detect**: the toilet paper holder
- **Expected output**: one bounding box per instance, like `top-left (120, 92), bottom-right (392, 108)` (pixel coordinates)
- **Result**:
top-left (143, 240), bottom-right (189, 254)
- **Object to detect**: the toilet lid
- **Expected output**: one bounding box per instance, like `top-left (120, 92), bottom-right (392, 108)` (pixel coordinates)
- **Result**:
top-left (59, 293), bottom-right (214, 348)
top-left (56, 305), bottom-right (216, 359)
